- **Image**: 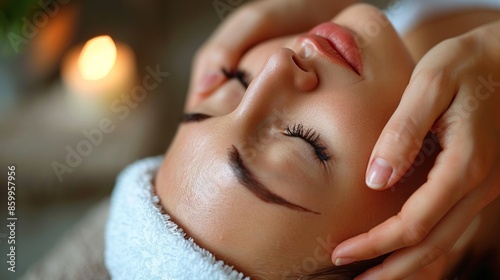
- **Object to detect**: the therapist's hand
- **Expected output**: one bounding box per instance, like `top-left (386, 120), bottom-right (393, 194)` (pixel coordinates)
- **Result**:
top-left (186, 0), bottom-right (356, 111)
top-left (332, 20), bottom-right (500, 279)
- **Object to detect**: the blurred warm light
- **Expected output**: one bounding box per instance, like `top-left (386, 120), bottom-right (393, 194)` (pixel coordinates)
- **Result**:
top-left (78, 35), bottom-right (117, 80)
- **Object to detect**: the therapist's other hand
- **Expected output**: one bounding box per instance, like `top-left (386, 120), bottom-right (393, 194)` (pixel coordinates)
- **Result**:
top-left (186, 0), bottom-right (356, 111)
top-left (332, 20), bottom-right (500, 279)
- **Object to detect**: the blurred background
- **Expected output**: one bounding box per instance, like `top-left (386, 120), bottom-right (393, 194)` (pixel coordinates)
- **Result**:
top-left (0, 0), bottom-right (389, 278)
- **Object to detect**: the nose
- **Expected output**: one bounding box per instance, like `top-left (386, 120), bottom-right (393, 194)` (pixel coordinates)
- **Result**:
top-left (233, 48), bottom-right (318, 129)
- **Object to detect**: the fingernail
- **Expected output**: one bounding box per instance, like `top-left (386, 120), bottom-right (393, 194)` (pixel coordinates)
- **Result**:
top-left (366, 158), bottom-right (393, 190)
top-left (196, 71), bottom-right (223, 94)
top-left (335, 257), bottom-right (356, 266)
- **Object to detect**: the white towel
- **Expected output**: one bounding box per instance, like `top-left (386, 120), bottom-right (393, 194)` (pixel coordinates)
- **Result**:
top-left (105, 157), bottom-right (249, 280)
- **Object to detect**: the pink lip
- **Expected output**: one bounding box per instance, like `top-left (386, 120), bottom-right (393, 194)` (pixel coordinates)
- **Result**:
top-left (298, 22), bottom-right (362, 75)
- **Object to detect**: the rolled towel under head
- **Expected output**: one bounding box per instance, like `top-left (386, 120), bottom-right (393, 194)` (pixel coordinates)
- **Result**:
top-left (105, 157), bottom-right (249, 280)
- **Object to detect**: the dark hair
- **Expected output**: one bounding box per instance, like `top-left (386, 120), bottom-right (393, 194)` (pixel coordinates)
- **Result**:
top-left (296, 254), bottom-right (389, 280)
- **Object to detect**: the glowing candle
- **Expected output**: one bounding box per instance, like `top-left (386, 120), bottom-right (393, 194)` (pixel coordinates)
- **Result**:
top-left (78, 36), bottom-right (117, 81)
top-left (62, 35), bottom-right (136, 117)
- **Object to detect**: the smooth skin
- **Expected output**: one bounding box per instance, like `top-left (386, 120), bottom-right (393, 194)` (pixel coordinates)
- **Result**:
top-left (335, 14), bottom-right (500, 280)
top-left (157, 5), bottom-right (422, 278)
top-left (188, 0), bottom-right (500, 279)
top-left (186, 0), bottom-right (356, 111)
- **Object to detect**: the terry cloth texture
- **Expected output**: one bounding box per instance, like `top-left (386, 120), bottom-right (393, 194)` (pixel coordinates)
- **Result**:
top-left (105, 156), bottom-right (249, 280)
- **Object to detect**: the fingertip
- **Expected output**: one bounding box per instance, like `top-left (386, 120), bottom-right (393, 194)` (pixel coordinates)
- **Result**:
top-left (331, 242), bottom-right (357, 266)
top-left (195, 70), bottom-right (224, 95)
top-left (333, 257), bottom-right (357, 266)
top-left (366, 158), bottom-right (393, 190)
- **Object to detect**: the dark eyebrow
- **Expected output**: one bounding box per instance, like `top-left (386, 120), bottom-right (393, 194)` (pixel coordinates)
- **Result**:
top-left (181, 113), bottom-right (212, 123)
top-left (228, 145), bottom-right (321, 215)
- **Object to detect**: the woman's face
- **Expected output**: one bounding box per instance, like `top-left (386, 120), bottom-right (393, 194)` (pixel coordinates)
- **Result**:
top-left (156, 4), bottom-right (416, 278)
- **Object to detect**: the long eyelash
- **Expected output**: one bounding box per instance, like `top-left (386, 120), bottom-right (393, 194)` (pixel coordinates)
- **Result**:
top-left (222, 68), bottom-right (249, 88)
top-left (181, 113), bottom-right (211, 123)
top-left (284, 123), bottom-right (331, 162)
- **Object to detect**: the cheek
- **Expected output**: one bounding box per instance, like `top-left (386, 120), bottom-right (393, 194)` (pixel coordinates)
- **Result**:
top-left (302, 93), bottom-right (405, 239)
top-left (334, 5), bottom-right (414, 89)
top-left (159, 125), bottom-right (344, 274)
top-left (158, 125), bottom-right (237, 232)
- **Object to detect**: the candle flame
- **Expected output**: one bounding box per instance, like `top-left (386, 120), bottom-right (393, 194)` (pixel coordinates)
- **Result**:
top-left (78, 35), bottom-right (117, 80)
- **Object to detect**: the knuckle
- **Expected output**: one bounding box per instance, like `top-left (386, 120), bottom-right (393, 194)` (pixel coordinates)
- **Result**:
top-left (458, 29), bottom-right (489, 56)
top-left (236, 3), bottom-right (264, 22)
top-left (194, 45), bottom-right (228, 67)
top-left (448, 35), bottom-right (475, 54)
top-left (383, 117), bottom-right (422, 152)
top-left (366, 231), bottom-right (387, 257)
top-left (384, 123), bottom-right (407, 145)
top-left (420, 246), bottom-right (446, 267)
top-left (380, 118), bottom-right (424, 174)
top-left (416, 68), bottom-right (453, 95)
top-left (399, 215), bottom-right (428, 246)
top-left (222, 2), bottom-right (267, 31)
top-left (239, 0), bottom-right (277, 22)
top-left (437, 36), bottom-right (471, 58)
top-left (464, 149), bottom-right (490, 189)
top-left (476, 28), bottom-right (500, 65)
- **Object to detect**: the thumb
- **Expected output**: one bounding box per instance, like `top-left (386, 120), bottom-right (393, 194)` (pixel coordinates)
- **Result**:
top-left (366, 71), bottom-right (454, 190)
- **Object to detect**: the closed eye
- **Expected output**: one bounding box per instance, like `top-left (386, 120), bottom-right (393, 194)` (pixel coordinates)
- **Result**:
top-left (283, 123), bottom-right (331, 162)
top-left (181, 113), bottom-right (212, 123)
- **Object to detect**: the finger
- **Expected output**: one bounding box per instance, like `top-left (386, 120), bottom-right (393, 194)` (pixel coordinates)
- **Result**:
top-left (188, 0), bottom-right (301, 96)
top-left (365, 69), bottom-right (455, 190)
top-left (189, 7), bottom-right (261, 90)
top-left (334, 79), bottom-right (500, 266)
top-left (186, 3), bottom-right (275, 112)
top-left (185, 59), bottom-right (226, 112)
top-left (401, 255), bottom-right (447, 280)
top-left (333, 143), bottom-right (471, 265)
top-left (186, 7), bottom-right (263, 110)
top-left (187, 0), bottom-right (356, 108)
top-left (356, 180), bottom-right (492, 280)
